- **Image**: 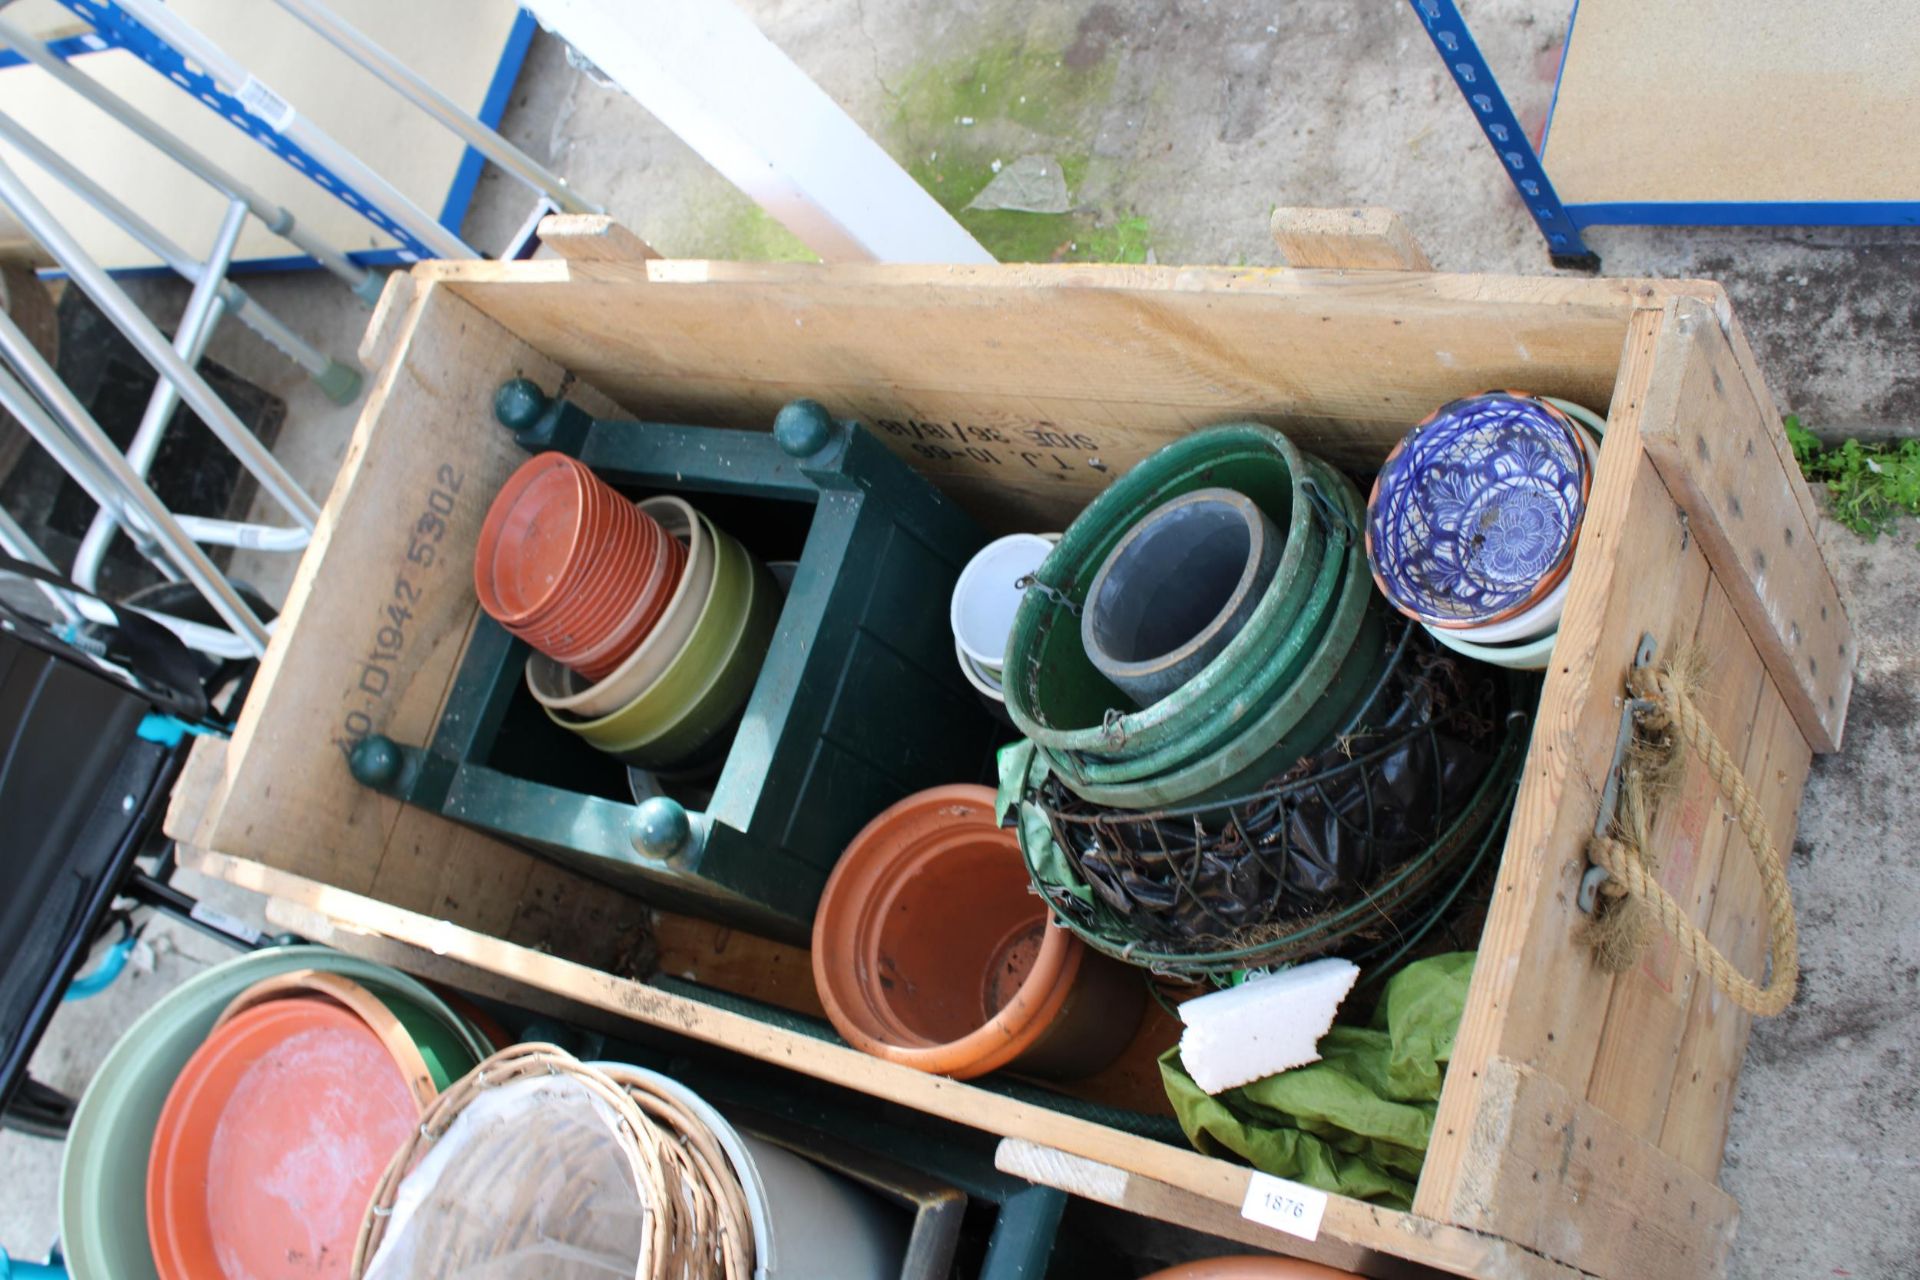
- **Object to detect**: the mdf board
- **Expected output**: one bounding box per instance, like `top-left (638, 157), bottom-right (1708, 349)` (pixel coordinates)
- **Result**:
top-left (0, 0), bottom-right (529, 270)
top-left (1544, 0), bottom-right (1920, 218)
top-left (169, 250), bottom-right (1853, 1279)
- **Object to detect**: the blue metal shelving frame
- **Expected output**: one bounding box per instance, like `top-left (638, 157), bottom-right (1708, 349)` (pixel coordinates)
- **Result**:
top-left (1407, 0), bottom-right (1599, 271)
top-left (4, 1), bottom-right (536, 272)
top-left (1411, 0), bottom-right (1920, 271)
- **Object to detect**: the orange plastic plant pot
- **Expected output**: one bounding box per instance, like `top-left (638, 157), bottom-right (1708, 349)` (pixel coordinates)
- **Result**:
top-left (510, 495), bottom-right (649, 651)
top-left (812, 784), bottom-right (1142, 1081)
top-left (566, 518), bottom-right (689, 681)
top-left (146, 997), bottom-right (423, 1280)
top-left (473, 452), bottom-right (594, 624)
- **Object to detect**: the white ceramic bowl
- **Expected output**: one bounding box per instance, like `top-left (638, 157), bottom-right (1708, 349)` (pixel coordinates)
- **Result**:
top-left (955, 635), bottom-right (1005, 702)
top-left (526, 498), bottom-right (717, 719)
top-left (950, 533), bottom-right (1056, 674)
top-left (1424, 620), bottom-right (1557, 670)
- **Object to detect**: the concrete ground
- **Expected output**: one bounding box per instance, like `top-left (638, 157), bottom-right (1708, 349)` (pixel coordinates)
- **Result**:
top-left (4, 1), bottom-right (1917, 1275)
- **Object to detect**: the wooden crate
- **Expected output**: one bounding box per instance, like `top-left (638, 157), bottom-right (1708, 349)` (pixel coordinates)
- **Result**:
top-left (167, 214), bottom-right (1853, 1280)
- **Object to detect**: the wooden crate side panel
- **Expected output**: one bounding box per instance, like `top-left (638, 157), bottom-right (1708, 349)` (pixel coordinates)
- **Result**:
top-left (203, 280), bottom-right (645, 968)
top-left (1452, 1058), bottom-right (1737, 1277)
top-left (1420, 311), bottom-right (1745, 1266)
top-left (1420, 306), bottom-right (1823, 1275)
top-left (1638, 299), bottom-right (1853, 751)
top-left (1658, 688), bottom-right (1810, 1174)
top-left (199, 851), bottom-right (1580, 1280)
top-left (1582, 578), bottom-right (1769, 1139)
top-left (435, 262), bottom-right (1662, 528)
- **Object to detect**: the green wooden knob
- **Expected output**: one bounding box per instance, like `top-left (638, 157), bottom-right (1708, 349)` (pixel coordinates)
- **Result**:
top-left (350, 734), bottom-right (403, 787)
top-left (495, 377), bottom-right (550, 432)
top-left (632, 796), bottom-right (692, 859)
top-left (773, 399), bottom-right (834, 457)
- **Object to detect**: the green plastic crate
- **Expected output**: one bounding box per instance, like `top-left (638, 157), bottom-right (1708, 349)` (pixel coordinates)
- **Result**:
top-left (350, 381), bottom-right (1002, 940)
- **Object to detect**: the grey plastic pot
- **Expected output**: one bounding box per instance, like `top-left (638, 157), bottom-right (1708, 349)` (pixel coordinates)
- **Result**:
top-left (593, 1063), bottom-right (908, 1280)
top-left (1004, 424), bottom-right (1331, 757)
top-left (1081, 488), bottom-right (1283, 708)
top-left (1047, 472), bottom-right (1393, 810)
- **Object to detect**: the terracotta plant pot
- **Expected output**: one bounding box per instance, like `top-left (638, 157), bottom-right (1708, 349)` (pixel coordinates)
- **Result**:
top-left (812, 785), bottom-right (1144, 1080)
top-left (474, 451), bottom-right (685, 677)
top-left (146, 997), bottom-right (425, 1280)
top-left (1140, 1258), bottom-right (1364, 1279)
top-left (555, 521), bottom-right (774, 765)
top-left (214, 968), bottom-right (480, 1096)
top-left (563, 510), bottom-right (687, 682)
top-left (525, 498), bottom-right (716, 718)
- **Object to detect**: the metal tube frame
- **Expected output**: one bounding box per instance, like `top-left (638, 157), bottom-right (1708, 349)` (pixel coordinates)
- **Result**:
top-left (0, 152), bottom-right (321, 532)
top-left (71, 198), bottom-right (243, 593)
top-left (0, 12), bottom-right (383, 301)
top-left (271, 0), bottom-right (601, 216)
top-left (0, 336), bottom-right (270, 653)
top-left (0, 505), bottom-right (84, 624)
top-left (0, 107), bottom-right (353, 388)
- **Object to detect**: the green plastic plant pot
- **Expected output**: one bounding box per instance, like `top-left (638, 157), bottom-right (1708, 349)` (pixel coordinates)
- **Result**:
top-left (1042, 464), bottom-right (1387, 805)
top-left (382, 994), bottom-right (482, 1090)
top-left (615, 557), bottom-right (780, 768)
top-left (1047, 466), bottom-right (1352, 788)
top-left (555, 522), bottom-right (756, 752)
top-left (59, 946), bottom-right (490, 1280)
top-left (1003, 425), bottom-right (1331, 759)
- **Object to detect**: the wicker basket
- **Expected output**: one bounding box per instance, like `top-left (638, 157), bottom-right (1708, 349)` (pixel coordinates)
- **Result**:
top-left (352, 1043), bottom-right (753, 1279)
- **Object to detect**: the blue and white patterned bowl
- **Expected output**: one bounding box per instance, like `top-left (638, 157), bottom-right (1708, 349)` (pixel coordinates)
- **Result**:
top-left (1366, 392), bottom-right (1592, 628)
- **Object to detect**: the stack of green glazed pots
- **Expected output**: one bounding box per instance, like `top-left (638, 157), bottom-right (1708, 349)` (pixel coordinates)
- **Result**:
top-left (1003, 424), bottom-right (1393, 810)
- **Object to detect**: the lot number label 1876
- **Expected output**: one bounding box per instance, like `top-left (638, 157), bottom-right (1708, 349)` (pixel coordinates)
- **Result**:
top-left (1239, 1171), bottom-right (1329, 1242)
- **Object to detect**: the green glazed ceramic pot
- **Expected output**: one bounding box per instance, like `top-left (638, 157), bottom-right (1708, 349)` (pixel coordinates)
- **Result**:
top-left (614, 557), bottom-right (779, 768)
top-left (556, 523), bottom-right (756, 754)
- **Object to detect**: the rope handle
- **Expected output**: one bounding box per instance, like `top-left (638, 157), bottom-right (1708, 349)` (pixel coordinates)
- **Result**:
top-left (1587, 667), bottom-right (1800, 1016)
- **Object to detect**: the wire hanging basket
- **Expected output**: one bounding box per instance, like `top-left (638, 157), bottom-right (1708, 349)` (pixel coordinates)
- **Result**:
top-left (1014, 618), bottom-right (1532, 980)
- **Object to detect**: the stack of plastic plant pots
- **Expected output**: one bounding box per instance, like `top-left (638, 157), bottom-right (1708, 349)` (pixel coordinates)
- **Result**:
top-left (58, 948), bottom-right (494, 1280)
top-left (478, 455), bottom-right (779, 774)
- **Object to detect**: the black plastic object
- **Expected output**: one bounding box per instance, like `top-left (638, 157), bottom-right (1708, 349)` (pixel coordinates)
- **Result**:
top-left (0, 550), bottom-right (215, 724)
top-left (0, 287), bottom-right (284, 599)
top-left (0, 627), bottom-right (171, 1120)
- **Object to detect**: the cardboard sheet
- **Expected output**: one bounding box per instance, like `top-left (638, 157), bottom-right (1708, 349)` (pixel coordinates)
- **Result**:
top-left (1544, 0), bottom-right (1920, 207)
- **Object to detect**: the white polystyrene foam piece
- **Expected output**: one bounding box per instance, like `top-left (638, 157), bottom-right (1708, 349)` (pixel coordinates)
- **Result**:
top-left (1178, 957), bottom-right (1361, 1095)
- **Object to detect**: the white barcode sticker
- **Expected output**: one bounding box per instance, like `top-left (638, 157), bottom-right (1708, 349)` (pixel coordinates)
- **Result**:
top-left (1240, 1171), bottom-right (1328, 1242)
top-left (236, 74), bottom-right (296, 132)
